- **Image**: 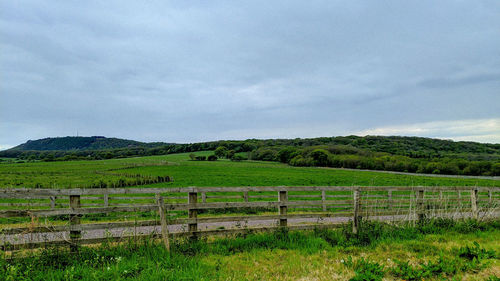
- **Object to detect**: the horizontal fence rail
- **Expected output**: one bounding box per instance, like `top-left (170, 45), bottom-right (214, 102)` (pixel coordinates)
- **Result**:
top-left (0, 186), bottom-right (499, 252)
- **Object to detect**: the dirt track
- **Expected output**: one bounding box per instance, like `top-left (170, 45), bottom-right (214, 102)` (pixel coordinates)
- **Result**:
top-left (3, 211), bottom-right (498, 246)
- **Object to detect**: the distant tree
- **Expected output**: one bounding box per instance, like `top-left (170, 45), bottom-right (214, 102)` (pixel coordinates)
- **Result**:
top-left (230, 154), bottom-right (246, 161)
top-left (277, 147), bottom-right (298, 163)
top-left (310, 149), bottom-right (330, 166)
top-left (189, 153), bottom-right (196, 160)
top-left (226, 150), bottom-right (235, 159)
top-left (214, 146), bottom-right (227, 158)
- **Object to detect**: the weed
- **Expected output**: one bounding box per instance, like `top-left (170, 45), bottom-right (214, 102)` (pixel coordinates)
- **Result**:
top-left (458, 241), bottom-right (496, 260)
top-left (343, 256), bottom-right (385, 281)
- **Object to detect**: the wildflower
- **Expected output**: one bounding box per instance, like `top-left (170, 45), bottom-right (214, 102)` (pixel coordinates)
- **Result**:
top-left (340, 259), bottom-right (344, 263)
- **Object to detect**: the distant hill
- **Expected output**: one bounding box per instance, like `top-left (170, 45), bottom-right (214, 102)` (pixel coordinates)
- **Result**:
top-left (8, 136), bottom-right (167, 151)
top-left (1, 135), bottom-right (499, 176)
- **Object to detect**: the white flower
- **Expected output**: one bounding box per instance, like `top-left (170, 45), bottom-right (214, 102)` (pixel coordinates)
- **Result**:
top-left (340, 259), bottom-right (344, 263)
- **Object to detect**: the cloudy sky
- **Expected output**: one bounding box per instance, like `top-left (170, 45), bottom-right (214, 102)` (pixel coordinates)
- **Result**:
top-left (1, 1), bottom-right (500, 149)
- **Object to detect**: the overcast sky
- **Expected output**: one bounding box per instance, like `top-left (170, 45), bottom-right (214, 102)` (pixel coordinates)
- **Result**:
top-left (1, 1), bottom-right (499, 149)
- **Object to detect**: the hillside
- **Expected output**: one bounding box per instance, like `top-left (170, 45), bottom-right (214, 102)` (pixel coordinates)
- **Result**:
top-left (1, 135), bottom-right (499, 176)
top-left (8, 136), bottom-right (166, 151)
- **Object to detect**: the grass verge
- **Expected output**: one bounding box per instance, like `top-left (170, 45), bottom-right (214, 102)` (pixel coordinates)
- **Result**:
top-left (1, 218), bottom-right (499, 280)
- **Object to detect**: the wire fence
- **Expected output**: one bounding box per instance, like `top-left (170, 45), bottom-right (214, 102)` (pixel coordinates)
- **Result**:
top-left (1, 186), bottom-right (499, 253)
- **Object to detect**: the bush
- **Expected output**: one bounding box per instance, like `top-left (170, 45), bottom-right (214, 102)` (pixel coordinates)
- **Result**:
top-left (277, 147), bottom-right (298, 163)
top-left (230, 155), bottom-right (246, 161)
top-left (310, 149), bottom-right (330, 166)
top-left (207, 155), bottom-right (217, 161)
top-left (214, 146), bottom-right (227, 158)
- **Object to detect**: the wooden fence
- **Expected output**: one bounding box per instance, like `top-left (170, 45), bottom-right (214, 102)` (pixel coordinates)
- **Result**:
top-left (1, 186), bottom-right (499, 252)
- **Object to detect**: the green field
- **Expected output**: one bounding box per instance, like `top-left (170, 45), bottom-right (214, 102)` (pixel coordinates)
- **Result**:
top-left (1, 152), bottom-right (499, 189)
top-left (1, 152), bottom-right (500, 280)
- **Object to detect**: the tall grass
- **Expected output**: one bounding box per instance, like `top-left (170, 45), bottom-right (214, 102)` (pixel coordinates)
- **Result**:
top-left (2, 218), bottom-right (499, 280)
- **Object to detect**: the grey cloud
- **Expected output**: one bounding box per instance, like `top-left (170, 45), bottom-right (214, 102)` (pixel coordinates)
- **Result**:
top-left (418, 73), bottom-right (500, 89)
top-left (1, 0), bottom-right (500, 147)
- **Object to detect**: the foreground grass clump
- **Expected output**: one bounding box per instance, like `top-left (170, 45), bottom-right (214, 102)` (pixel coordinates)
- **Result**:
top-left (1, 219), bottom-right (500, 280)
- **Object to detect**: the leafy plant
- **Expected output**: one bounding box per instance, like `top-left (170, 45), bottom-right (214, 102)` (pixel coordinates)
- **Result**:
top-left (458, 242), bottom-right (496, 260)
top-left (343, 257), bottom-right (385, 281)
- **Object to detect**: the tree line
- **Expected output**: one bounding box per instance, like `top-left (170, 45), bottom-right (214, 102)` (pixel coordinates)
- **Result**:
top-left (1, 136), bottom-right (499, 176)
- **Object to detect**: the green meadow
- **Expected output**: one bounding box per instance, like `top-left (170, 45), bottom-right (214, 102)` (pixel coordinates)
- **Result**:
top-left (1, 152), bottom-right (500, 280)
top-left (0, 151), bottom-right (499, 189)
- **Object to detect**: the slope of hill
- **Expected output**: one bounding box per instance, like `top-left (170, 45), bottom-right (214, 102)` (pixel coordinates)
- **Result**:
top-left (8, 136), bottom-right (166, 151)
top-left (1, 135), bottom-right (499, 176)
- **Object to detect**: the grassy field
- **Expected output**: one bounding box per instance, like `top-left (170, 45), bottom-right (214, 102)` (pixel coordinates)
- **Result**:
top-left (1, 219), bottom-right (499, 280)
top-left (1, 151), bottom-right (499, 189)
top-left (1, 153), bottom-right (500, 280)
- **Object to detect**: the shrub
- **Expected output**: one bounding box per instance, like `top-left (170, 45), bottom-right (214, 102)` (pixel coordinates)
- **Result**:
top-left (289, 155), bottom-right (314, 167)
top-left (230, 155), bottom-right (246, 161)
top-left (214, 146), bottom-right (227, 158)
top-left (277, 147), bottom-right (298, 163)
top-left (207, 155), bottom-right (217, 161)
top-left (226, 150), bottom-right (235, 159)
top-left (310, 149), bottom-right (330, 166)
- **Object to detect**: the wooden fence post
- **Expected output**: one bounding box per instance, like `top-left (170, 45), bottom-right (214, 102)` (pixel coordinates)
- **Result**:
top-left (387, 190), bottom-right (393, 210)
top-left (488, 189), bottom-right (493, 205)
top-left (244, 191), bottom-right (249, 203)
top-left (69, 194), bottom-right (81, 253)
top-left (279, 190), bottom-right (288, 227)
top-left (321, 190), bottom-right (327, 212)
top-left (155, 194), bottom-right (170, 250)
top-left (471, 188), bottom-right (479, 220)
top-left (416, 189), bottom-right (425, 224)
top-left (103, 194), bottom-right (109, 207)
top-left (188, 192), bottom-right (198, 237)
top-left (352, 188), bottom-right (361, 234)
top-left (201, 192), bottom-right (207, 203)
top-left (50, 196), bottom-right (56, 209)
